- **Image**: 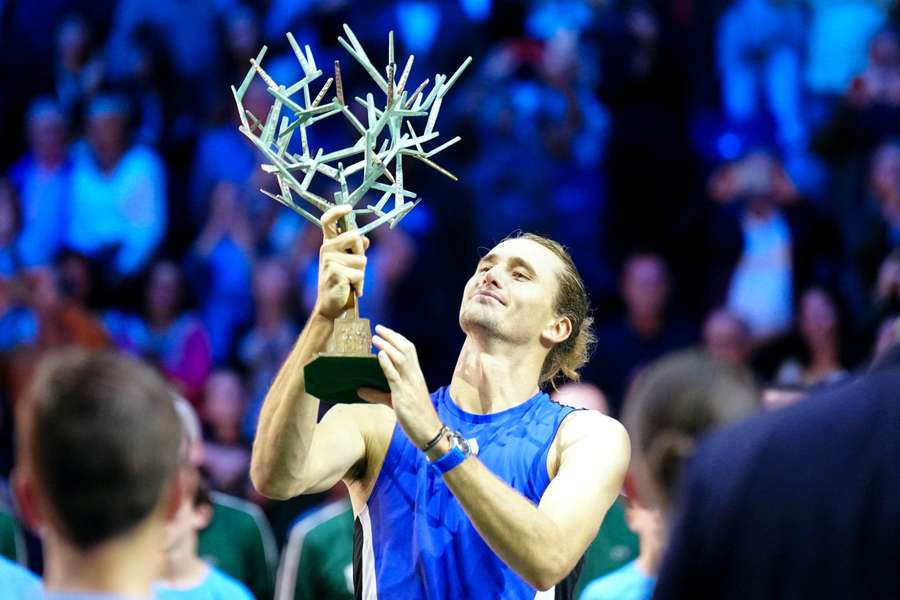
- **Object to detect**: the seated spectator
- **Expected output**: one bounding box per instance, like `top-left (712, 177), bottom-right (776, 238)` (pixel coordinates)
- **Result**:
top-left (185, 181), bottom-right (254, 365)
top-left (53, 15), bottom-right (104, 119)
top-left (239, 258), bottom-right (299, 438)
top-left (277, 497), bottom-right (355, 600)
top-left (174, 397), bottom-right (277, 600)
top-left (13, 349), bottom-right (184, 598)
top-left (589, 253), bottom-right (697, 416)
top-left (776, 286), bottom-right (850, 386)
top-left (156, 477), bottom-right (253, 600)
top-left (67, 94), bottom-right (167, 279)
top-left (0, 554), bottom-right (40, 599)
top-left (705, 151), bottom-right (839, 340)
top-left (143, 261), bottom-right (212, 405)
top-left (702, 307), bottom-right (752, 374)
top-left (8, 98), bottom-right (71, 268)
top-left (581, 352), bottom-right (759, 599)
top-left (106, 261), bottom-right (212, 404)
top-left (201, 371), bottom-right (251, 495)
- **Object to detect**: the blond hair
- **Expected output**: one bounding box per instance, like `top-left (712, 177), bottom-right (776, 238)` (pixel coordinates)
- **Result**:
top-left (512, 233), bottom-right (595, 388)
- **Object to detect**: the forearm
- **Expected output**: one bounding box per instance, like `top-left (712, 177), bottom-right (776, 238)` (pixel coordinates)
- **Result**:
top-left (250, 311), bottom-right (333, 497)
top-left (442, 458), bottom-right (569, 590)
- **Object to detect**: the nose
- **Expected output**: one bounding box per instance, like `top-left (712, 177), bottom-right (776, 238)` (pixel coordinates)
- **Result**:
top-left (480, 265), bottom-right (502, 288)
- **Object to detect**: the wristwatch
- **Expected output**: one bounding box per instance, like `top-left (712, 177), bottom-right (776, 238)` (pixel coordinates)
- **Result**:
top-left (427, 428), bottom-right (472, 475)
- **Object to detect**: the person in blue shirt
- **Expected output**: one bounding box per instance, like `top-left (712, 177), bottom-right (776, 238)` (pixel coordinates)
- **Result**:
top-left (156, 476), bottom-right (253, 600)
top-left (13, 350), bottom-right (185, 600)
top-left (252, 205), bottom-right (631, 599)
top-left (0, 554), bottom-right (41, 599)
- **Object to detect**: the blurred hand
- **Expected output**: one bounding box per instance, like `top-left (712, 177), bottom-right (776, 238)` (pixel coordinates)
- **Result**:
top-left (314, 205), bottom-right (369, 320)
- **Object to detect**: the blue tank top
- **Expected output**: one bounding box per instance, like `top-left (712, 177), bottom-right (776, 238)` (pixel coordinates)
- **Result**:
top-left (353, 386), bottom-right (581, 599)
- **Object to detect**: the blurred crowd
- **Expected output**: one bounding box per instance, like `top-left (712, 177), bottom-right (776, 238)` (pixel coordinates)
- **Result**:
top-left (1, 0), bottom-right (900, 598)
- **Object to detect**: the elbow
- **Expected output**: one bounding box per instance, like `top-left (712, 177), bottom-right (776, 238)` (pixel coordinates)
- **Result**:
top-left (250, 461), bottom-right (302, 501)
top-left (527, 551), bottom-right (571, 592)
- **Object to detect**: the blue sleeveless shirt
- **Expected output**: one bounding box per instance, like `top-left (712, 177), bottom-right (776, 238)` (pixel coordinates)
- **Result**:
top-left (353, 386), bottom-right (581, 600)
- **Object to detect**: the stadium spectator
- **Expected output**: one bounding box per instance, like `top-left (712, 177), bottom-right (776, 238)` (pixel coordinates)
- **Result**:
top-left (53, 15), bottom-right (104, 121)
top-left (186, 180), bottom-right (254, 364)
top-left (13, 349), bottom-right (184, 598)
top-left (156, 476), bottom-right (254, 600)
top-left (581, 352), bottom-right (758, 599)
top-left (239, 257), bottom-right (300, 439)
top-left (8, 99), bottom-right (71, 269)
top-left (201, 371), bottom-right (251, 496)
top-left (776, 286), bottom-right (850, 386)
top-left (702, 308), bottom-right (752, 372)
top-left (652, 336), bottom-right (900, 600)
top-left (67, 94), bottom-right (167, 279)
top-left (590, 253), bottom-right (696, 416)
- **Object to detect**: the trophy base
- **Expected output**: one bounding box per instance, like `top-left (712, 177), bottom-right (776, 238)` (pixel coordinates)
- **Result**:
top-left (304, 354), bottom-right (389, 404)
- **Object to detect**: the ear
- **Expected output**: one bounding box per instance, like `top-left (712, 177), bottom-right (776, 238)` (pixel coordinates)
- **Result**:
top-left (540, 315), bottom-right (573, 348)
top-left (192, 503), bottom-right (213, 532)
top-left (11, 467), bottom-right (44, 535)
top-left (163, 467), bottom-right (193, 523)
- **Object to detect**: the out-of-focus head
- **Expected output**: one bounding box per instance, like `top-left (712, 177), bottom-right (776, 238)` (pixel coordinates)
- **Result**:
top-left (27, 97), bottom-right (68, 165)
top-left (203, 370), bottom-right (246, 442)
top-left (55, 250), bottom-right (96, 307)
top-left (172, 395), bottom-right (203, 467)
top-left (732, 150), bottom-right (779, 207)
top-left (14, 349), bottom-right (183, 550)
top-left (56, 14), bottom-right (91, 69)
top-left (86, 94), bottom-right (130, 169)
top-left (621, 253), bottom-right (669, 321)
top-left (224, 5), bottom-right (260, 62)
top-left (869, 28), bottom-right (900, 69)
top-left (0, 180), bottom-right (21, 244)
top-left (460, 234), bottom-right (594, 387)
top-left (703, 308), bottom-right (751, 368)
top-left (253, 257), bottom-right (292, 309)
top-left (869, 139), bottom-right (900, 207)
top-left (551, 382), bottom-right (609, 414)
top-left (146, 261), bottom-right (185, 323)
top-left (798, 286), bottom-right (841, 348)
top-left (623, 351), bottom-right (758, 514)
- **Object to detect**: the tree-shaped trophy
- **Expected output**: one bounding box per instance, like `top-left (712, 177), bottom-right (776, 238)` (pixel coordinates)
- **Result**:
top-left (232, 25), bottom-right (471, 403)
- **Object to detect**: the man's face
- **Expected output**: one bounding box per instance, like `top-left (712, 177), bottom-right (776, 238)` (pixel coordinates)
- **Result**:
top-left (459, 238), bottom-right (563, 346)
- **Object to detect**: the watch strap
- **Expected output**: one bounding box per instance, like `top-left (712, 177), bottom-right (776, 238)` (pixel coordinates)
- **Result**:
top-left (429, 446), bottom-right (468, 475)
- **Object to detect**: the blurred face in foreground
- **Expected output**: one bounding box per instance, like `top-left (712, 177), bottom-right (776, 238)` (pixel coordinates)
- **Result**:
top-left (459, 238), bottom-right (568, 351)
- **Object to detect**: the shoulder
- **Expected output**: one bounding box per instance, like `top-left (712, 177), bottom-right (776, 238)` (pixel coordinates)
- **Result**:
top-left (0, 556), bottom-right (39, 590)
top-left (551, 410), bottom-right (630, 475)
top-left (210, 491), bottom-right (270, 534)
top-left (207, 565), bottom-right (255, 599)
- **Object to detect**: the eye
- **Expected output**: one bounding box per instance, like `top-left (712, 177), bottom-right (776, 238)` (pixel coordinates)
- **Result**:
top-left (512, 270), bottom-right (530, 281)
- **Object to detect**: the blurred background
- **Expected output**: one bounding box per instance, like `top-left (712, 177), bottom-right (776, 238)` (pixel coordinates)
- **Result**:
top-left (1, 0), bottom-right (899, 597)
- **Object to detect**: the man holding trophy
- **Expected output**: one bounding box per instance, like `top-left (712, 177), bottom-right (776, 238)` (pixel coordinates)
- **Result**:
top-left (242, 26), bottom-right (629, 600)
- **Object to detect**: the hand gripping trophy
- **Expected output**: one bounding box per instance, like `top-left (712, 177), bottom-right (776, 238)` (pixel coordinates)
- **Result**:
top-left (232, 25), bottom-right (471, 403)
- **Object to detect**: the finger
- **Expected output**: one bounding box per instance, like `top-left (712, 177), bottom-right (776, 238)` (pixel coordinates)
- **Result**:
top-left (377, 349), bottom-right (401, 383)
top-left (329, 264), bottom-right (365, 291)
top-left (374, 325), bottom-right (414, 354)
top-left (357, 387), bottom-right (392, 406)
top-left (328, 253), bottom-right (367, 270)
top-left (322, 230), bottom-right (366, 254)
top-left (321, 205), bottom-right (353, 240)
top-left (373, 335), bottom-right (405, 367)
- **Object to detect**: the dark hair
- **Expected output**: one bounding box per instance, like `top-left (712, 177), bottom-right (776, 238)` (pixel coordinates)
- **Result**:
top-left (513, 233), bottom-right (595, 387)
top-left (623, 351), bottom-right (758, 512)
top-left (22, 349), bottom-right (182, 549)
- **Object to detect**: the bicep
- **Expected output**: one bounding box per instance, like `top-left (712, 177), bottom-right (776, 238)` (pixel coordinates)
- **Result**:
top-left (538, 413), bottom-right (630, 562)
top-left (299, 403), bottom-right (380, 494)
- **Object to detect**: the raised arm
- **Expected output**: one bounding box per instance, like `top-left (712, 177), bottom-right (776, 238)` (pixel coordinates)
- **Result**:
top-left (250, 205), bottom-right (371, 499)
